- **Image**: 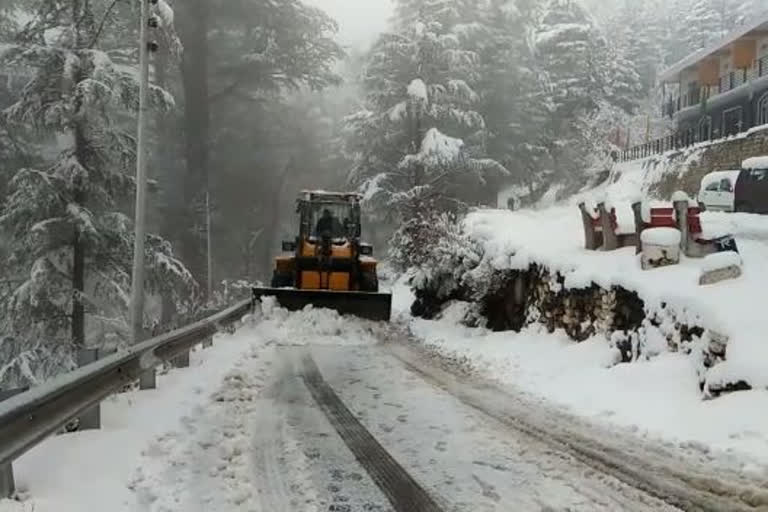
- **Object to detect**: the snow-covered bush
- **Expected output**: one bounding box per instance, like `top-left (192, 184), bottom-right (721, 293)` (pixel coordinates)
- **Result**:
top-left (405, 213), bottom-right (483, 317)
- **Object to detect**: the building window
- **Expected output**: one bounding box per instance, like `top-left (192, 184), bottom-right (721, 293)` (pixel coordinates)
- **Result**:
top-left (722, 106), bottom-right (743, 137)
top-left (758, 92), bottom-right (768, 126)
top-left (698, 116), bottom-right (712, 142)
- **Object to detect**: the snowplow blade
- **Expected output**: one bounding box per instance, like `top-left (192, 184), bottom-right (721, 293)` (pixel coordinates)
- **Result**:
top-left (252, 287), bottom-right (392, 322)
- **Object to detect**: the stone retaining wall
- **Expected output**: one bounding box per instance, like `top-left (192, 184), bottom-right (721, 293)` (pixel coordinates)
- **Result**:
top-left (412, 263), bottom-right (737, 395)
top-left (651, 127), bottom-right (768, 199)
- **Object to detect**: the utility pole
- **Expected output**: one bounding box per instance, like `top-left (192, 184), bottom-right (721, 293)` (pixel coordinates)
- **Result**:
top-left (206, 190), bottom-right (213, 298)
top-left (130, 0), bottom-right (151, 348)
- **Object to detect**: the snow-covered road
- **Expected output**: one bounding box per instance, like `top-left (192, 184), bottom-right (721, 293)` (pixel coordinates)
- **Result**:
top-left (5, 303), bottom-right (768, 512)
top-left (127, 340), bottom-right (687, 512)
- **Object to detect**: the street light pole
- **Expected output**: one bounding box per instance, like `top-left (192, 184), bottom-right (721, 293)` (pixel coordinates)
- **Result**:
top-left (130, 0), bottom-right (151, 348)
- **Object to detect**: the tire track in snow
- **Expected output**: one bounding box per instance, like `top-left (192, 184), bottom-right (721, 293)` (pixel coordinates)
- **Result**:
top-left (387, 343), bottom-right (768, 512)
top-left (301, 353), bottom-right (444, 512)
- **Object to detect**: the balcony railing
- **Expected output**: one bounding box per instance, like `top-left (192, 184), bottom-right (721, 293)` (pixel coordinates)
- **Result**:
top-left (663, 55), bottom-right (768, 117)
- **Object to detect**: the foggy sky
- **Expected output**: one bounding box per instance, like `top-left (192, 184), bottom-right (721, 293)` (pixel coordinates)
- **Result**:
top-left (309, 0), bottom-right (394, 48)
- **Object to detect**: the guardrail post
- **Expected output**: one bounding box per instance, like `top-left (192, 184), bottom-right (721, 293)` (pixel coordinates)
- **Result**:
top-left (139, 369), bottom-right (156, 390)
top-left (0, 387), bottom-right (28, 498)
top-left (77, 349), bottom-right (102, 430)
top-left (0, 462), bottom-right (14, 499)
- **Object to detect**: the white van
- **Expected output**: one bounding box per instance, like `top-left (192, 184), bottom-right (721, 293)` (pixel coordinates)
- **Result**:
top-left (697, 170), bottom-right (740, 211)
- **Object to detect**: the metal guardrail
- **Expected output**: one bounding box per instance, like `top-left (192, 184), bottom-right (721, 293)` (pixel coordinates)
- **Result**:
top-left (0, 298), bottom-right (253, 495)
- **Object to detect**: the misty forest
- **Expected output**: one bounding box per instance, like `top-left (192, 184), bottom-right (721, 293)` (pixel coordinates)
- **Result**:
top-left (0, 0), bottom-right (764, 388)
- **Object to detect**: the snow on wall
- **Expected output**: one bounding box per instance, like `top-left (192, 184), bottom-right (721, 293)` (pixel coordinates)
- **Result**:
top-left (463, 207), bottom-right (768, 392)
top-left (411, 203), bottom-right (768, 394)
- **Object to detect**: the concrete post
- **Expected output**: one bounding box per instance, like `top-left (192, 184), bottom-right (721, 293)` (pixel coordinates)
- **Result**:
top-left (597, 202), bottom-right (618, 251)
top-left (631, 202), bottom-right (644, 255)
top-left (77, 349), bottom-right (101, 430)
top-left (0, 463), bottom-right (14, 499)
top-left (0, 387), bottom-right (29, 498)
top-left (578, 202), bottom-right (600, 250)
top-left (673, 199), bottom-right (690, 256)
top-left (139, 369), bottom-right (156, 390)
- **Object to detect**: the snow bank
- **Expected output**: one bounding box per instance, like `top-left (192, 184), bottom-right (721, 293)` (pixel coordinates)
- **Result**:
top-left (256, 297), bottom-right (385, 346)
top-left (410, 316), bottom-right (768, 467)
top-left (0, 326), bottom-right (260, 512)
top-left (460, 206), bottom-right (768, 390)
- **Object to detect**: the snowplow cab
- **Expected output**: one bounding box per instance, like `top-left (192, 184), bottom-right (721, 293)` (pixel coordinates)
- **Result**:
top-left (253, 191), bottom-right (391, 321)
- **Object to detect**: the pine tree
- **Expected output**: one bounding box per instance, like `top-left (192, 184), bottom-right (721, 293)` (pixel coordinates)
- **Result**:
top-left (608, 0), bottom-right (664, 94)
top-left (477, 0), bottom-right (551, 190)
top-left (535, 0), bottom-right (605, 187)
top-left (346, 1), bottom-right (506, 268)
top-left (596, 36), bottom-right (642, 115)
top-left (0, 0), bottom-right (194, 387)
top-left (536, 0), bottom-right (601, 126)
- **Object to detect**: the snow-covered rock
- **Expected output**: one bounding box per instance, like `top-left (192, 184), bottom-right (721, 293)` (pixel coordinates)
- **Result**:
top-left (701, 251), bottom-right (742, 273)
top-left (699, 251), bottom-right (743, 286)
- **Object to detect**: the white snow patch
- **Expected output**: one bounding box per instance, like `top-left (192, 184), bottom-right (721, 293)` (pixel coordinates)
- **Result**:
top-left (640, 227), bottom-right (681, 246)
top-left (401, 128), bottom-right (464, 169)
top-left (389, 100), bottom-right (407, 122)
top-left (701, 251), bottom-right (742, 272)
top-left (407, 78), bottom-right (428, 102)
top-left (156, 0), bottom-right (175, 27)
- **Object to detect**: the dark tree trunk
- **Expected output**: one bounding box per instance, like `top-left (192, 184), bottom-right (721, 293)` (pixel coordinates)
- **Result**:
top-left (71, 124), bottom-right (87, 349)
top-left (177, 0), bottom-right (210, 294)
top-left (70, 0), bottom-right (91, 349)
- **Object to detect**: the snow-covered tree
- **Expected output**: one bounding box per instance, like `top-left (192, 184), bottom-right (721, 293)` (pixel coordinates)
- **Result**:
top-left (0, 0), bottom-right (194, 387)
top-left (346, 3), bottom-right (507, 269)
top-left (684, 0), bottom-right (722, 52)
top-left (596, 37), bottom-right (642, 115)
top-left (536, 0), bottom-right (602, 128)
top-left (477, 0), bottom-right (551, 191)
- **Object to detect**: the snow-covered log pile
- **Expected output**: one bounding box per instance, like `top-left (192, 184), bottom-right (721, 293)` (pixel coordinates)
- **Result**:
top-left (410, 207), bottom-right (768, 396)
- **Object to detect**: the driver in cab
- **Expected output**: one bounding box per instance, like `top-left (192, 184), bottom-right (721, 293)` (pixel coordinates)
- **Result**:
top-left (315, 208), bottom-right (344, 238)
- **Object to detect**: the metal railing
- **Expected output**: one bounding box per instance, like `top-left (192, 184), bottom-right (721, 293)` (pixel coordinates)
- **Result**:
top-left (663, 56), bottom-right (768, 118)
top-left (0, 298), bottom-right (254, 497)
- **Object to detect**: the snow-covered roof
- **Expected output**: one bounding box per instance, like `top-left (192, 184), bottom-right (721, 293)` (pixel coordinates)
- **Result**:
top-left (742, 156), bottom-right (768, 170)
top-left (659, 13), bottom-right (768, 83)
top-left (700, 170), bottom-right (741, 189)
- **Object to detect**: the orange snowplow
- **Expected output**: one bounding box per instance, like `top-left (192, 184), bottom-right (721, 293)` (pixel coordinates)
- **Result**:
top-left (253, 190), bottom-right (392, 321)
